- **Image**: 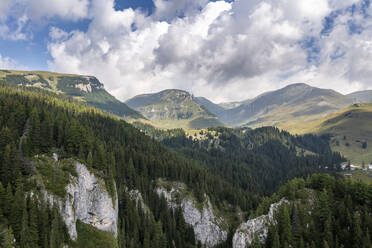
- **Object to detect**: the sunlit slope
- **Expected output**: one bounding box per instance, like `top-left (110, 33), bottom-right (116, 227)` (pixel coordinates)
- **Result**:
top-left (220, 83), bottom-right (351, 128)
top-left (126, 89), bottom-right (224, 129)
top-left (0, 69), bottom-right (141, 118)
top-left (292, 103), bottom-right (372, 166)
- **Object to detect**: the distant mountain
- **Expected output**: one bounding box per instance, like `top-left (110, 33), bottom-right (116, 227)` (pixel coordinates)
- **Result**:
top-left (194, 97), bottom-right (225, 116)
top-left (347, 90), bottom-right (372, 103)
top-left (126, 89), bottom-right (223, 129)
top-left (216, 83), bottom-right (352, 129)
top-left (218, 101), bottom-right (243, 110)
top-left (294, 103), bottom-right (372, 166)
top-left (0, 69), bottom-right (141, 118)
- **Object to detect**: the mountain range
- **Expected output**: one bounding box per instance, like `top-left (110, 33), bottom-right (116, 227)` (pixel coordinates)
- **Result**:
top-left (3, 69), bottom-right (372, 133)
top-left (0, 68), bottom-right (371, 248)
top-left (126, 83), bottom-right (371, 132)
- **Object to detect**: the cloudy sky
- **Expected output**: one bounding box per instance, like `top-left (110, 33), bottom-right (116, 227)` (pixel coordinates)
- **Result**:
top-left (0, 0), bottom-right (372, 102)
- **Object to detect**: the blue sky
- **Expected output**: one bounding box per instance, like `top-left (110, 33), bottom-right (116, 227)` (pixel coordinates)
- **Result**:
top-left (1, 0), bottom-right (372, 102)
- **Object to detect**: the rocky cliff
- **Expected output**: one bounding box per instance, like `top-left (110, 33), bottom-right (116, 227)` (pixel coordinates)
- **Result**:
top-left (232, 198), bottom-right (289, 248)
top-left (44, 161), bottom-right (118, 240)
top-left (156, 182), bottom-right (228, 247)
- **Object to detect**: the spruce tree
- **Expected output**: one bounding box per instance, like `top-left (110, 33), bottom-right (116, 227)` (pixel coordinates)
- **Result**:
top-left (4, 184), bottom-right (13, 218)
top-left (2, 227), bottom-right (15, 248)
top-left (278, 205), bottom-right (292, 246)
top-left (20, 207), bottom-right (29, 248)
top-left (352, 212), bottom-right (363, 248)
top-left (272, 230), bottom-right (280, 248)
top-left (28, 197), bottom-right (39, 248)
top-left (10, 180), bottom-right (24, 241)
top-left (29, 107), bottom-right (41, 154)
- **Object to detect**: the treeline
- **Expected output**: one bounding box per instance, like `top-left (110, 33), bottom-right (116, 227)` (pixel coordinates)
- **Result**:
top-left (161, 126), bottom-right (344, 196)
top-left (254, 174), bottom-right (372, 248)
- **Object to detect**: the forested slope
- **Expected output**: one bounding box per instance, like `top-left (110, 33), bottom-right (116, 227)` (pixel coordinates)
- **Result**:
top-left (253, 174), bottom-right (372, 248)
top-left (0, 82), bottom-right (364, 248)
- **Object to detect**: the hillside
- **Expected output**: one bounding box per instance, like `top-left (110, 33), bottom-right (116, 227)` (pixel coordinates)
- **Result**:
top-left (347, 90), bottom-right (372, 103)
top-left (292, 103), bottom-right (372, 166)
top-left (0, 83), bottom-right (349, 248)
top-left (194, 97), bottom-right (225, 116)
top-left (126, 89), bottom-right (223, 129)
top-left (0, 84), bottom-right (245, 247)
top-left (217, 83), bottom-right (352, 128)
top-left (0, 69), bottom-right (141, 119)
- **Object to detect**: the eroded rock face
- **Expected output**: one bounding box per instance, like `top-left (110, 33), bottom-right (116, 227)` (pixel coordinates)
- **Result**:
top-left (44, 162), bottom-right (118, 240)
top-left (156, 184), bottom-right (228, 247)
top-left (232, 198), bottom-right (289, 248)
top-left (128, 189), bottom-right (150, 215)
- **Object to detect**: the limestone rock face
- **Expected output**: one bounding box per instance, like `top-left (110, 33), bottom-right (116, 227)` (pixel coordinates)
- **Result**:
top-left (128, 189), bottom-right (150, 214)
top-left (232, 198), bottom-right (289, 248)
top-left (44, 162), bottom-right (118, 240)
top-left (156, 184), bottom-right (228, 247)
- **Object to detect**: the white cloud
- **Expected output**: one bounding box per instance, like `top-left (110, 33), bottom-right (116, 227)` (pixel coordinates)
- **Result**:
top-left (49, 27), bottom-right (69, 40)
top-left (0, 54), bottom-right (18, 69)
top-left (26, 0), bottom-right (89, 21)
top-left (47, 0), bottom-right (372, 102)
top-left (0, 0), bottom-right (89, 40)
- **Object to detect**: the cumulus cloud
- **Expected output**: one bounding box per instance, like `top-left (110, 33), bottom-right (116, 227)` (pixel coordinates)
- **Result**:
top-left (47, 0), bottom-right (372, 102)
top-left (0, 0), bottom-right (89, 40)
top-left (0, 54), bottom-right (18, 69)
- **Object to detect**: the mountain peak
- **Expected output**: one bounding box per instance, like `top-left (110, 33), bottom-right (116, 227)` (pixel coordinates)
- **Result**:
top-left (126, 89), bottom-right (223, 129)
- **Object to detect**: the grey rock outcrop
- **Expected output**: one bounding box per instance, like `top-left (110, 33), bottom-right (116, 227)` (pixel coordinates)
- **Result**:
top-left (128, 189), bottom-right (150, 215)
top-left (156, 183), bottom-right (228, 247)
top-left (233, 198), bottom-right (289, 248)
top-left (44, 162), bottom-right (118, 240)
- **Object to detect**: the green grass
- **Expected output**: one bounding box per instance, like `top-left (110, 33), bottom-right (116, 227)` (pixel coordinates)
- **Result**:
top-left (338, 170), bottom-right (372, 184)
top-left (0, 69), bottom-right (141, 119)
top-left (35, 155), bottom-right (77, 198)
top-left (72, 220), bottom-right (118, 248)
top-left (289, 103), bottom-right (372, 166)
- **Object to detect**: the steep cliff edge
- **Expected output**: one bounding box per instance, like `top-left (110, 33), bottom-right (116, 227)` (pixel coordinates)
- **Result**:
top-left (41, 160), bottom-right (118, 241)
top-left (232, 198), bottom-right (289, 248)
top-left (155, 181), bottom-right (228, 247)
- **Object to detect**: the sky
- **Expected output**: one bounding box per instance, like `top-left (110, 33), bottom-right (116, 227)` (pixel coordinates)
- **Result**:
top-left (1, 0), bottom-right (372, 103)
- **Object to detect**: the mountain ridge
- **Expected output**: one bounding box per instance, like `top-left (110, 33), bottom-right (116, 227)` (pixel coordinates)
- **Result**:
top-left (0, 69), bottom-right (142, 119)
top-left (126, 89), bottom-right (223, 129)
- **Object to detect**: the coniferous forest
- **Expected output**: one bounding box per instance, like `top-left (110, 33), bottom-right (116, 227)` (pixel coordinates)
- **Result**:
top-left (0, 82), bottom-right (371, 248)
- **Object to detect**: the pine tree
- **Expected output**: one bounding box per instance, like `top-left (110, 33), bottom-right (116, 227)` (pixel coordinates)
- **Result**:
top-left (10, 180), bottom-right (24, 241)
top-left (1, 143), bottom-right (19, 186)
top-left (0, 182), bottom-right (6, 216)
top-left (272, 230), bottom-right (280, 248)
top-left (352, 212), bottom-right (363, 248)
top-left (278, 205), bottom-right (292, 246)
top-left (40, 111), bottom-right (53, 153)
top-left (20, 207), bottom-right (29, 248)
top-left (29, 107), bottom-right (41, 154)
top-left (28, 197), bottom-right (39, 248)
top-left (4, 184), bottom-right (13, 218)
top-left (2, 227), bottom-right (15, 248)
top-left (39, 200), bottom-right (50, 248)
top-left (50, 212), bottom-right (60, 248)
top-left (0, 127), bottom-right (13, 156)
top-left (87, 151), bottom-right (93, 168)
